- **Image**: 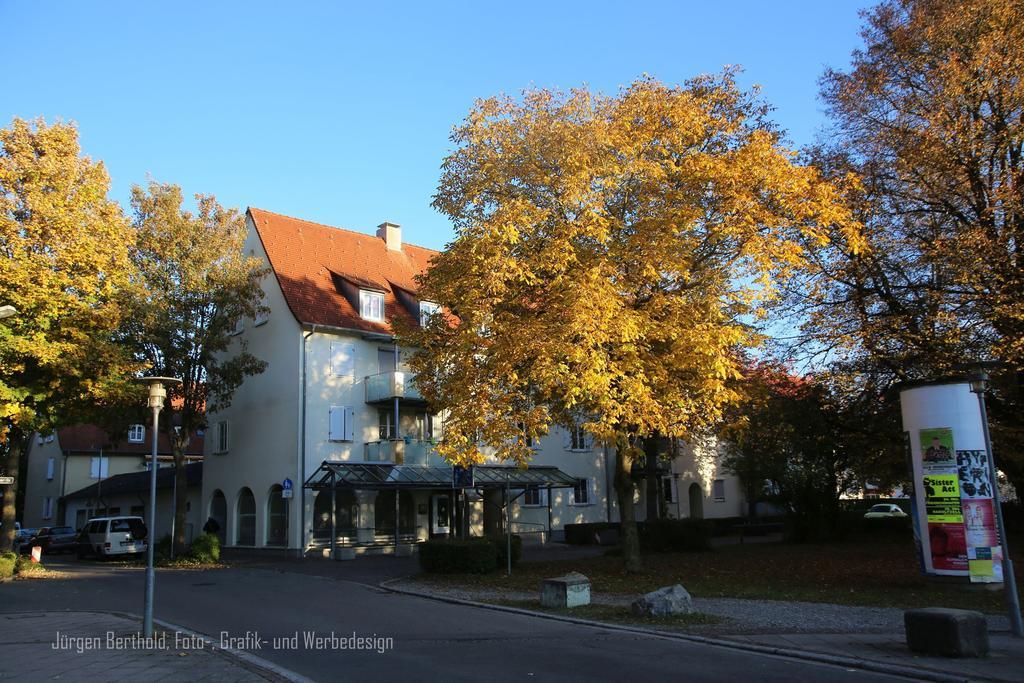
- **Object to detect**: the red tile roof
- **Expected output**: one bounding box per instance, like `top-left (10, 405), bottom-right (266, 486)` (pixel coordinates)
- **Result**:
top-left (56, 424), bottom-right (204, 457)
top-left (249, 208), bottom-right (439, 334)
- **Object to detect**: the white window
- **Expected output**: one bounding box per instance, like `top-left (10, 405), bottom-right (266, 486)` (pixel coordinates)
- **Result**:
top-left (522, 485), bottom-right (544, 507)
top-left (713, 479), bottom-right (726, 502)
top-left (567, 424), bottom-right (590, 451)
top-left (230, 317), bottom-right (244, 336)
top-left (419, 300), bottom-right (440, 327)
top-left (516, 422), bottom-right (537, 448)
top-left (127, 424), bottom-right (145, 443)
top-left (418, 413), bottom-right (440, 441)
top-left (42, 497), bottom-right (53, 520)
top-left (573, 478), bottom-right (591, 506)
top-left (329, 406), bottom-right (356, 442)
top-left (45, 433), bottom-right (55, 443)
top-left (89, 456), bottom-right (109, 479)
top-left (359, 289), bottom-right (385, 322)
top-left (254, 307), bottom-right (269, 326)
top-left (46, 458), bottom-right (55, 481)
top-left (330, 342), bottom-right (355, 378)
top-left (214, 420), bottom-right (229, 454)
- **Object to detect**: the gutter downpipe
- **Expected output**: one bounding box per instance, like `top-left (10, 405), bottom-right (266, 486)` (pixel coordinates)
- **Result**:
top-left (300, 325), bottom-right (317, 559)
top-left (603, 443), bottom-right (614, 523)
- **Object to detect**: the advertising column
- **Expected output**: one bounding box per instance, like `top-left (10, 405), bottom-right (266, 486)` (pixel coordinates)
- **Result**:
top-left (899, 381), bottom-right (1002, 581)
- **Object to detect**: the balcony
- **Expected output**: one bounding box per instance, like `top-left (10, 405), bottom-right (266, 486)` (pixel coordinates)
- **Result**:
top-left (364, 439), bottom-right (447, 467)
top-left (364, 371), bottom-right (426, 405)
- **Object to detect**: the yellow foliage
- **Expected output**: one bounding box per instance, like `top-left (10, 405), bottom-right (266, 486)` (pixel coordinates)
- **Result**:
top-left (400, 74), bottom-right (860, 466)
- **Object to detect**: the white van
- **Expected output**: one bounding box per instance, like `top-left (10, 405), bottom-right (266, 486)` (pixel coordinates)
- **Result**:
top-left (77, 516), bottom-right (148, 558)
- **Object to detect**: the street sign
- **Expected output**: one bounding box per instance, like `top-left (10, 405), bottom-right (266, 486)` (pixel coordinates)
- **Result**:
top-left (0, 476), bottom-right (13, 485)
top-left (282, 478), bottom-right (293, 499)
top-left (453, 465), bottom-right (474, 489)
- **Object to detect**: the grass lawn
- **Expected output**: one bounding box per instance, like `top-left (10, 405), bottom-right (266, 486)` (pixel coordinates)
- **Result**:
top-left (488, 599), bottom-right (720, 629)
top-left (418, 531), bottom-right (1024, 613)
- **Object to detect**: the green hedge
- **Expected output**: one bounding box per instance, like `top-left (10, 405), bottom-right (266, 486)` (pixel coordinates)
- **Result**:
top-left (564, 523), bottom-right (619, 545)
top-left (188, 533), bottom-right (220, 563)
top-left (419, 538), bottom-right (498, 574)
top-left (639, 519), bottom-right (713, 552)
top-left (0, 552), bottom-right (15, 580)
top-left (489, 534), bottom-right (522, 568)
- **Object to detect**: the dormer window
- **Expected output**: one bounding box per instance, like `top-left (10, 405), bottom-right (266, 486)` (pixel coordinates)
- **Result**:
top-left (419, 301), bottom-right (440, 327)
top-left (359, 289), bottom-right (385, 322)
top-left (127, 424), bottom-right (145, 443)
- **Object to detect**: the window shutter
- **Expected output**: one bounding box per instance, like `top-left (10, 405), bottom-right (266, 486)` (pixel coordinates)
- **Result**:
top-left (344, 406), bottom-right (355, 442)
top-left (331, 342), bottom-right (355, 377)
top-left (90, 458), bottom-right (99, 478)
top-left (584, 432), bottom-right (594, 450)
top-left (46, 458), bottom-right (55, 480)
top-left (329, 406), bottom-right (344, 441)
top-left (101, 458), bottom-right (109, 478)
top-left (561, 427), bottom-right (571, 450)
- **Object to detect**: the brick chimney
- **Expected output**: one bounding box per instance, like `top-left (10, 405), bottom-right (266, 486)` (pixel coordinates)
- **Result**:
top-left (376, 222), bottom-right (402, 251)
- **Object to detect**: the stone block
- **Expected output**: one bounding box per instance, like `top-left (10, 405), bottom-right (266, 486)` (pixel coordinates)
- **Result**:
top-left (333, 547), bottom-right (356, 561)
top-left (540, 572), bottom-right (591, 608)
top-left (904, 608), bottom-right (989, 657)
top-left (631, 585), bottom-right (694, 617)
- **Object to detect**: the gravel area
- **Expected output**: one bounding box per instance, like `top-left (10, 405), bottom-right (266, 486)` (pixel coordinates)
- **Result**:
top-left (394, 578), bottom-right (1012, 635)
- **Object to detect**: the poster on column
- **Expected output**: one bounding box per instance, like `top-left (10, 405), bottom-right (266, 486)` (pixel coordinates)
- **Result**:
top-left (920, 428), bottom-right (968, 572)
top-left (958, 449), bottom-right (1003, 583)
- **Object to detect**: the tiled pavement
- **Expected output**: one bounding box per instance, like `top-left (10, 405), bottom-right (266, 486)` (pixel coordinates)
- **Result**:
top-left (0, 611), bottom-right (279, 682)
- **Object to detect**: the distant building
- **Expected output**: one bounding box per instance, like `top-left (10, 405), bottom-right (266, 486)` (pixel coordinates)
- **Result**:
top-left (22, 424), bottom-right (203, 533)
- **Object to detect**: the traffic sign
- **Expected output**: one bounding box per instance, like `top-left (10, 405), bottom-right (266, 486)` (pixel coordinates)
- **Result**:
top-left (453, 465), bottom-right (474, 489)
top-left (282, 478), bottom-right (293, 499)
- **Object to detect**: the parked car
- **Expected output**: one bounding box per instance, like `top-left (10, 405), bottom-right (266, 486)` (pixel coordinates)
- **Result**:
top-left (21, 526), bottom-right (78, 555)
top-left (12, 527), bottom-right (39, 554)
top-left (864, 503), bottom-right (908, 519)
top-left (76, 517), bottom-right (148, 559)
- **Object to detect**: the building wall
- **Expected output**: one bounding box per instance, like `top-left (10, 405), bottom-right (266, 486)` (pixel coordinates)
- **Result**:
top-left (22, 435), bottom-right (64, 528)
top-left (633, 436), bottom-right (745, 522)
top-left (202, 215), bottom-right (301, 550)
top-left (63, 485), bottom-right (203, 544)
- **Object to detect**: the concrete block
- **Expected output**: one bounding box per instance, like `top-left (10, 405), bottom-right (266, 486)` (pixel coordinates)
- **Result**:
top-left (333, 547), bottom-right (356, 561)
top-left (540, 572), bottom-right (591, 608)
top-left (904, 608), bottom-right (989, 657)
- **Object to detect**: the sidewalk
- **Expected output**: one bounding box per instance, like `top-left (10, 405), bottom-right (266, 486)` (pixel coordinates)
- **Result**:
top-left (0, 611), bottom-right (281, 682)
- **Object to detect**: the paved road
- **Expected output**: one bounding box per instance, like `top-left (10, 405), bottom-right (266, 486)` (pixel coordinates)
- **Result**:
top-left (0, 559), bottom-right (911, 682)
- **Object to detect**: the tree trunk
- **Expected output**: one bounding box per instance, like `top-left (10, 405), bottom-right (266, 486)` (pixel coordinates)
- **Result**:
top-left (172, 445), bottom-right (188, 554)
top-left (614, 448), bottom-right (642, 573)
top-left (644, 435), bottom-right (661, 521)
top-left (1, 427), bottom-right (25, 552)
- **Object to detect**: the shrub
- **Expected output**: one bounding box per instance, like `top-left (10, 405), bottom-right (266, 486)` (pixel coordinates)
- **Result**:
top-left (15, 555), bottom-right (45, 575)
top-left (188, 533), bottom-right (220, 563)
top-left (154, 534), bottom-right (173, 560)
top-left (639, 519), bottom-right (712, 552)
top-left (419, 538), bottom-right (498, 574)
top-left (0, 552), bottom-right (15, 580)
top-left (489, 533), bottom-right (522, 568)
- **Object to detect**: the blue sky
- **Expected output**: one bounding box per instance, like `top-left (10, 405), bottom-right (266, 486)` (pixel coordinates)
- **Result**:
top-left (2, 1), bottom-right (871, 251)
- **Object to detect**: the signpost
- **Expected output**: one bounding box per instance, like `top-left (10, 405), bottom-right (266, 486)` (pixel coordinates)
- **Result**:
top-left (282, 478), bottom-right (293, 499)
top-left (453, 465), bottom-right (474, 489)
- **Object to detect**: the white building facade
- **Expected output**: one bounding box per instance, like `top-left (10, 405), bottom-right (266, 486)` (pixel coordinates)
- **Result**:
top-left (202, 208), bottom-right (745, 556)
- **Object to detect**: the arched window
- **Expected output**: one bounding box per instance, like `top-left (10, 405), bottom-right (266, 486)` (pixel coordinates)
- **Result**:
top-left (236, 487), bottom-right (256, 545)
top-left (266, 485), bottom-right (288, 547)
top-left (313, 490), bottom-right (358, 543)
top-left (375, 490), bottom-right (415, 538)
top-left (209, 490), bottom-right (227, 544)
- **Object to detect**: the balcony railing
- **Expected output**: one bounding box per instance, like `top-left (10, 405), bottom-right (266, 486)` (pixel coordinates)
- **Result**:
top-left (364, 371), bottom-right (425, 404)
top-left (364, 439), bottom-right (447, 466)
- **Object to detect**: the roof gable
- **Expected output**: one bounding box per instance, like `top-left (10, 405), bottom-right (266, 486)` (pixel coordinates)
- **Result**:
top-left (249, 208), bottom-right (439, 334)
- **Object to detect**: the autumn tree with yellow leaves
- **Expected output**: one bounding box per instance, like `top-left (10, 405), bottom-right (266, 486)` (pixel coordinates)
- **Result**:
top-left (402, 74), bottom-right (861, 571)
top-left (0, 119), bottom-right (139, 551)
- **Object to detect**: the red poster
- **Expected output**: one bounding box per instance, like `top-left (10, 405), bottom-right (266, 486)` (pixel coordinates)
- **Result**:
top-left (927, 522), bottom-right (967, 571)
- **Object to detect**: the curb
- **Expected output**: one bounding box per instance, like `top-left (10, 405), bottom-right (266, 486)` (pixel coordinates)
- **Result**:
top-left (378, 581), bottom-right (983, 683)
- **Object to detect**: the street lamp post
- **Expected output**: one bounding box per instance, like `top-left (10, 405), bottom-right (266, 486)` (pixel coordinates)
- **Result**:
top-left (136, 376), bottom-right (181, 638)
top-left (968, 370), bottom-right (1023, 638)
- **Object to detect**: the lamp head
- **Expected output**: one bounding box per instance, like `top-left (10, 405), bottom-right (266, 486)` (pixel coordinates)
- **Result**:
top-left (968, 370), bottom-right (989, 395)
top-left (133, 376), bottom-right (182, 410)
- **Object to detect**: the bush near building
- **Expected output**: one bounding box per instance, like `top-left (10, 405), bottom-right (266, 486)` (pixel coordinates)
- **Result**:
top-left (419, 535), bottom-right (523, 574)
top-left (0, 552), bottom-right (15, 580)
